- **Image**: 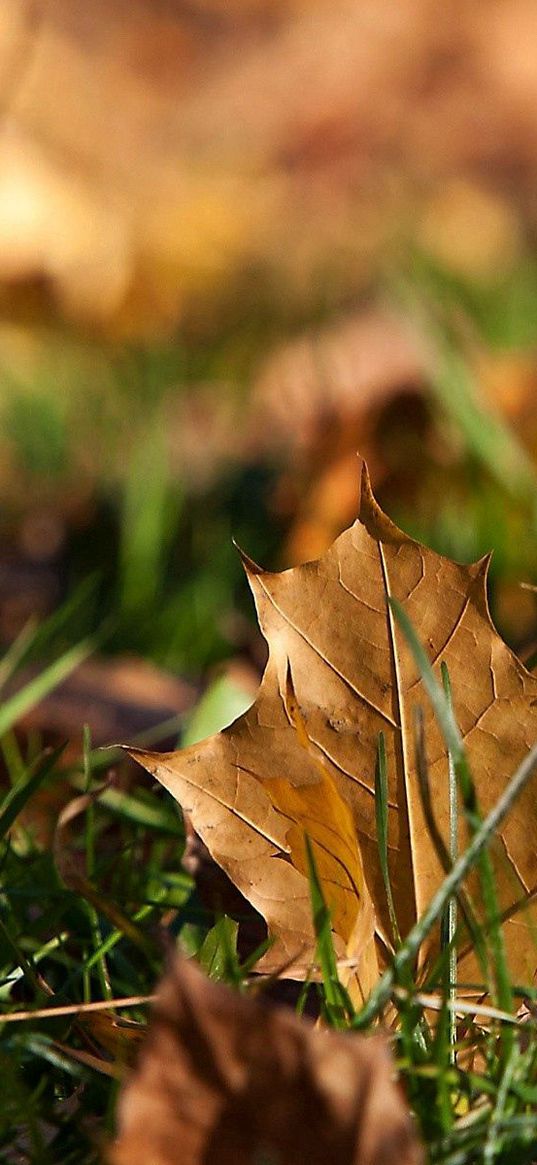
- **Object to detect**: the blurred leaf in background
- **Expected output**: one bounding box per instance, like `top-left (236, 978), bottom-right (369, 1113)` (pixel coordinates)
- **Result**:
top-left (0, 0), bottom-right (537, 671)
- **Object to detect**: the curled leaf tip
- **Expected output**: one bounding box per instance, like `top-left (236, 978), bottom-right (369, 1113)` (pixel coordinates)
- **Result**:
top-left (233, 540), bottom-right (265, 576)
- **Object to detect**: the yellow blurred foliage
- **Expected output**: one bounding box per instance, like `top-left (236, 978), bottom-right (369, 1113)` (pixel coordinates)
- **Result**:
top-left (2, 0), bottom-right (537, 335)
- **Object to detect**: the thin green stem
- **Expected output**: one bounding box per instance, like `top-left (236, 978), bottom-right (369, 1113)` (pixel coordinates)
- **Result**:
top-left (441, 663), bottom-right (458, 1064)
top-left (353, 740), bottom-right (537, 1030)
top-left (389, 599), bottom-right (514, 1058)
top-left (375, 731), bottom-right (401, 948)
top-left (83, 725), bottom-right (112, 1002)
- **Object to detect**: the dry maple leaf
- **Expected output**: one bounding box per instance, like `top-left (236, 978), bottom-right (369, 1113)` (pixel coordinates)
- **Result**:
top-left (111, 955), bottom-right (422, 1165)
top-left (131, 464), bottom-right (537, 993)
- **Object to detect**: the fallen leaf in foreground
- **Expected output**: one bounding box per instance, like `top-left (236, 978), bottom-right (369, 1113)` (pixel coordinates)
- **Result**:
top-left (111, 956), bottom-right (421, 1165)
top-left (131, 464), bottom-right (537, 991)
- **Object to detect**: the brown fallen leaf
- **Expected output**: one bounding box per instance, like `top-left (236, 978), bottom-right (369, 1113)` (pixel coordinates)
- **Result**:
top-left (111, 955), bottom-right (421, 1165)
top-left (130, 463), bottom-right (537, 992)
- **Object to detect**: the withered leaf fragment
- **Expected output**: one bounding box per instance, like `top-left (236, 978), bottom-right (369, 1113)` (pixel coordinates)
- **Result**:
top-left (111, 956), bottom-right (421, 1165)
top-left (131, 464), bottom-right (537, 990)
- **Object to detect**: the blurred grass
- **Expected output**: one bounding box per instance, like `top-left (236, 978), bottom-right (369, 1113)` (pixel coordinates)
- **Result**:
top-left (0, 630), bottom-right (263, 1162)
top-left (0, 242), bottom-right (536, 681)
top-left (0, 253), bottom-right (536, 666)
top-left (2, 585), bottom-right (537, 1162)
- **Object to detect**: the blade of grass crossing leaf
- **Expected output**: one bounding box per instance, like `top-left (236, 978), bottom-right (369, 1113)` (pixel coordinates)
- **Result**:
top-left (304, 835), bottom-right (354, 1028)
top-left (441, 662), bottom-right (458, 1064)
top-left (375, 731), bottom-right (401, 947)
top-left (389, 598), bottom-right (514, 1053)
top-left (388, 599), bottom-right (464, 766)
top-left (353, 740), bottom-right (537, 1030)
top-left (412, 706), bottom-right (487, 984)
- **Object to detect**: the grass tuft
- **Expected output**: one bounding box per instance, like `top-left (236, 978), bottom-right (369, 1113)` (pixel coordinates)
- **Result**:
top-left (2, 610), bottom-right (537, 1164)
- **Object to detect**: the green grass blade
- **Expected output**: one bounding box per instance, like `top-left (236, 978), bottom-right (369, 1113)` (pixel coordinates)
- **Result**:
top-left (0, 619), bottom-right (39, 693)
top-left (67, 773), bottom-right (184, 835)
top-left (0, 933), bottom-right (69, 1002)
top-left (237, 936), bottom-right (272, 978)
top-left (0, 745), bottom-right (65, 841)
top-left (441, 662), bottom-right (458, 1064)
top-left (375, 731), bottom-right (401, 947)
top-left (389, 597), bottom-right (514, 1043)
top-left (119, 423), bottom-right (180, 621)
top-left (78, 898), bottom-right (166, 984)
top-left (430, 996), bottom-right (456, 1134)
top-left (413, 704), bottom-right (486, 982)
top-left (388, 598), bottom-right (464, 767)
top-left (483, 1041), bottom-right (519, 1165)
top-left (0, 916), bottom-right (44, 999)
top-left (353, 740), bottom-right (537, 1030)
top-left (1, 729), bottom-right (25, 785)
top-left (433, 335), bottom-right (537, 510)
top-left (305, 835), bottom-right (354, 1028)
top-left (82, 726), bottom-right (113, 1002)
top-left (0, 639), bottom-right (93, 738)
top-left (413, 701), bottom-right (485, 1008)
top-left (198, 916), bottom-right (239, 983)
